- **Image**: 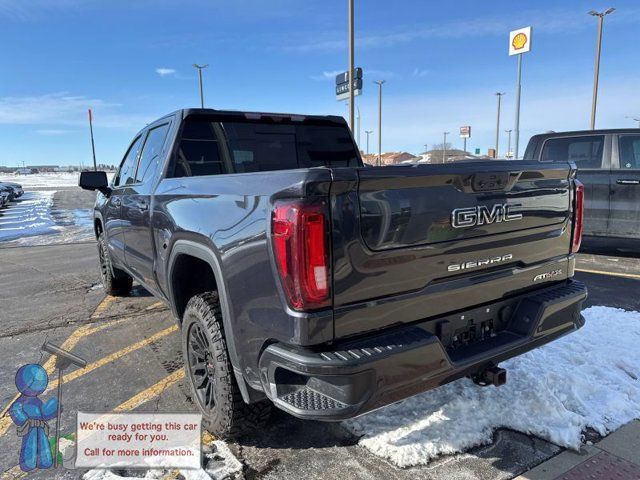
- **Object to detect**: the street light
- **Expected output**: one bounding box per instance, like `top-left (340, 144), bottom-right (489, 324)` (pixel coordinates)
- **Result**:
top-left (505, 129), bottom-right (513, 158)
top-left (443, 132), bottom-right (450, 163)
top-left (588, 8), bottom-right (615, 130)
top-left (495, 92), bottom-right (506, 158)
top-left (347, 0), bottom-right (355, 132)
top-left (365, 130), bottom-right (373, 155)
top-left (625, 116), bottom-right (640, 128)
top-left (193, 64), bottom-right (209, 108)
top-left (374, 80), bottom-right (386, 166)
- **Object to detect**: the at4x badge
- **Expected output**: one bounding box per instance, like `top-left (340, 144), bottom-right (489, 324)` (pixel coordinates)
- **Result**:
top-left (533, 269), bottom-right (562, 282)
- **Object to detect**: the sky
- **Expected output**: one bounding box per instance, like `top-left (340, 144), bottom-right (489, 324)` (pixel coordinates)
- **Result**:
top-left (0, 0), bottom-right (639, 167)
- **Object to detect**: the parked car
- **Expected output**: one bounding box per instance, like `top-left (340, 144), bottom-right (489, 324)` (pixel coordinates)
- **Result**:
top-left (524, 129), bottom-right (640, 251)
top-left (3, 182), bottom-right (24, 198)
top-left (81, 108), bottom-right (587, 438)
top-left (0, 183), bottom-right (17, 203)
top-left (0, 190), bottom-right (9, 207)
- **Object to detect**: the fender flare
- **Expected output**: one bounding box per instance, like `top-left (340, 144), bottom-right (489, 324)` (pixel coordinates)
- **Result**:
top-left (167, 240), bottom-right (260, 403)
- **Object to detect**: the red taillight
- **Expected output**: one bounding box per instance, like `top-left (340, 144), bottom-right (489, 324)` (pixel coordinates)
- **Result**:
top-left (272, 200), bottom-right (330, 310)
top-left (572, 180), bottom-right (585, 253)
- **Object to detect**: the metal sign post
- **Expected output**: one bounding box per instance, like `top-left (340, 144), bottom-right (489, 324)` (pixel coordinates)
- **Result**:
top-left (348, 0), bottom-right (355, 132)
top-left (460, 126), bottom-right (471, 153)
top-left (88, 109), bottom-right (97, 171)
top-left (509, 26), bottom-right (532, 159)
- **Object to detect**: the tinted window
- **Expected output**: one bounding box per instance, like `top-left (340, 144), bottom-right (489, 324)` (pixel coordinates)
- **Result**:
top-left (115, 135), bottom-right (143, 186)
top-left (172, 121), bottom-right (225, 177)
top-left (171, 117), bottom-right (360, 177)
top-left (136, 123), bottom-right (170, 183)
top-left (618, 135), bottom-right (640, 169)
top-left (540, 136), bottom-right (604, 168)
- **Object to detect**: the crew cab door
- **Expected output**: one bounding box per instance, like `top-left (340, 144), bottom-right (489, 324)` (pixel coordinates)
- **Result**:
top-left (121, 122), bottom-right (171, 286)
top-left (609, 134), bottom-right (640, 239)
top-left (539, 134), bottom-right (609, 236)
top-left (106, 134), bottom-right (144, 266)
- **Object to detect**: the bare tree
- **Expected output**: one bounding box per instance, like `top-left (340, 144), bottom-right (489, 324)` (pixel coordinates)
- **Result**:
top-left (431, 142), bottom-right (453, 151)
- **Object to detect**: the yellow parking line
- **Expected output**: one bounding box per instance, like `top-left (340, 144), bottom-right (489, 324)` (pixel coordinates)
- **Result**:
top-left (146, 301), bottom-right (165, 311)
top-left (45, 325), bottom-right (178, 393)
top-left (575, 267), bottom-right (640, 280)
top-left (91, 295), bottom-right (116, 319)
top-left (0, 466), bottom-right (24, 480)
top-left (114, 368), bottom-right (185, 412)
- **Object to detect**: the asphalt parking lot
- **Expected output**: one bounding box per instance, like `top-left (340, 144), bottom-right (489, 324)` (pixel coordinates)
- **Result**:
top-left (0, 187), bottom-right (639, 480)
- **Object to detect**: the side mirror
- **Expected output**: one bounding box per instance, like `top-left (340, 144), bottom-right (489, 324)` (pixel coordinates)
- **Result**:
top-left (79, 171), bottom-right (111, 196)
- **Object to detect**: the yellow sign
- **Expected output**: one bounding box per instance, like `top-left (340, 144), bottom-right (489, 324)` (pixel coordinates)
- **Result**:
top-left (509, 27), bottom-right (532, 56)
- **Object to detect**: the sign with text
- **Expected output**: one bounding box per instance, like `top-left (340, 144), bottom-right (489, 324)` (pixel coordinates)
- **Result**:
top-left (76, 412), bottom-right (202, 469)
top-left (509, 26), bottom-right (532, 56)
top-left (460, 126), bottom-right (471, 138)
top-left (335, 67), bottom-right (363, 86)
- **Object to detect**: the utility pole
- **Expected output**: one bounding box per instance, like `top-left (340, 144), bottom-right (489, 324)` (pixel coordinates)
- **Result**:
top-left (193, 64), bottom-right (209, 108)
top-left (443, 132), bottom-right (450, 163)
top-left (374, 80), bottom-right (386, 166)
top-left (88, 108), bottom-right (97, 171)
top-left (356, 105), bottom-right (361, 147)
top-left (513, 53), bottom-right (523, 159)
top-left (505, 129), bottom-right (513, 158)
top-left (348, 0), bottom-right (355, 132)
top-left (588, 8), bottom-right (615, 130)
top-left (365, 130), bottom-right (373, 155)
top-left (495, 92), bottom-right (506, 158)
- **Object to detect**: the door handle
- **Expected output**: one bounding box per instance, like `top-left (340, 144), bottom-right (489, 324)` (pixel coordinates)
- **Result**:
top-left (138, 201), bottom-right (149, 211)
top-left (616, 179), bottom-right (640, 185)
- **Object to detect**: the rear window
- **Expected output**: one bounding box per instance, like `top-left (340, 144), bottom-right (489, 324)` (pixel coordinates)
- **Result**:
top-left (618, 135), bottom-right (640, 169)
top-left (540, 135), bottom-right (604, 168)
top-left (170, 117), bottom-right (360, 177)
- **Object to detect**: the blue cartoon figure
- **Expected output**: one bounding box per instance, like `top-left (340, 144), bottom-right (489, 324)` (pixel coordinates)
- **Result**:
top-left (9, 364), bottom-right (58, 472)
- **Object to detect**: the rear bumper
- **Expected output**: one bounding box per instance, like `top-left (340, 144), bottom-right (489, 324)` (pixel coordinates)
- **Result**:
top-left (258, 280), bottom-right (587, 420)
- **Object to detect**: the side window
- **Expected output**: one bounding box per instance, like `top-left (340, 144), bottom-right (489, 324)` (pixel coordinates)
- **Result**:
top-left (115, 135), bottom-right (144, 187)
top-left (135, 123), bottom-right (170, 183)
top-left (618, 136), bottom-right (640, 169)
top-left (172, 120), bottom-right (226, 178)
top-left (541, 136), bottom-right (604, 168)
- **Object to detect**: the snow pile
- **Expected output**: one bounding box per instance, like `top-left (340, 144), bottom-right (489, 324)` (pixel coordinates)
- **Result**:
top-left (344, 306), bottom-right (640, 468)
top-left (0, 171), bottom-right (115, 188)
top-left (0, 191), bottom-right (94, 246)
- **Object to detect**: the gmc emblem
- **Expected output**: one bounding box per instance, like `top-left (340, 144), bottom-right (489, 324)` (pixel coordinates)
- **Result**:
top-left (451, 204), bottom-right (522, 229)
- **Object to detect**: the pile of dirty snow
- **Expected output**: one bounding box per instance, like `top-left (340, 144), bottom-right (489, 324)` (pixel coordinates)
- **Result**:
top-left (344, 306), bottom-right (640, 468)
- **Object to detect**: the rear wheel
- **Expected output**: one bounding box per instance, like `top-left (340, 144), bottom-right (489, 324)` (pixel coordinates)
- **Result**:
top-left (182, 292), bottom-right (271, 438)
top-left (97, 233), bottom-right (132, 296)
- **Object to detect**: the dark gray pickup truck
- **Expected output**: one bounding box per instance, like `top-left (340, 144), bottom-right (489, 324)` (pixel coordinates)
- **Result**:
top-left (525, 129), bottom-right (640, 251)
top-left (80, 109), bottom-right (587, 437)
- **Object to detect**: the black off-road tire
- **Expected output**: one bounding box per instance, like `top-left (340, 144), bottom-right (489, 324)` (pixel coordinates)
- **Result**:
top-left (97, 233), bottom-right (133, 296)
top-left (182, 292), bottom-right (271, 438)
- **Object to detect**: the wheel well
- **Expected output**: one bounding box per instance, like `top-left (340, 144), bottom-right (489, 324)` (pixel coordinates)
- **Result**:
top-left (94, 219), bottom-right (103, 239)
top-left (171, 254), bottom-right (217, 321)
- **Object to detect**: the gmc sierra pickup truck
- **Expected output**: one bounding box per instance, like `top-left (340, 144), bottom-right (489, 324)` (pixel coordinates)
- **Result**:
top-left (525, 129), bottom-right (640, 251)
top-left (80, 109), bottom-right (587, 438)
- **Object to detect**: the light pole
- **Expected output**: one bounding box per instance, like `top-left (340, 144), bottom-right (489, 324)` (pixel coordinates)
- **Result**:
top-left (495, 92), bottom-right (506, 158)
top-left (374, 80), bottom-right (386, 166)
top-left (348, 0), bottom-right (355, 132)
top-left (365, 130), bottom-right (373, 155)
top-left (356, 105), bottom-right (361, 147)
top-left (588, 8), bottom-right (615, 130)
top-left (443, 132), bottom-right (450, 163)
top-left (625, 116), bottom-right (640, 128)
top-left (193, 64), bottom-right (209, 108)
top-left (505, 129), bottom-right (513, 158)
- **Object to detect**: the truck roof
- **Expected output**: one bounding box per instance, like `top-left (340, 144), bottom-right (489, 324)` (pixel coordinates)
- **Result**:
top-left (172, 108), bottom-right (346, 125)
top-left (530, 128), bottom-right (640, 139)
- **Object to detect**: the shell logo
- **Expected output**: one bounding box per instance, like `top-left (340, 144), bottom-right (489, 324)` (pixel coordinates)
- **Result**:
top-left (512, 32), bottom-right (528, 51)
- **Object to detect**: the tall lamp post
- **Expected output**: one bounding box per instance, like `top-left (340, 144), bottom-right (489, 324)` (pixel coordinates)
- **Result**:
top-left (365, 130), bottom-right (373, 155)
top-left (193, 64), bottom-right (209, 108)
top-left (588, 8), bottom-right (615, 130)
top-left (443, 132), bottom-right (450, 163)
top-left (347, 0), bottom-right (355, 132)
top-left (495, 92), bottom-right (506, 158)
top-left (374, 80), bottom-right (386, 166)
top-left (505, 129), bottom-right (513, 158)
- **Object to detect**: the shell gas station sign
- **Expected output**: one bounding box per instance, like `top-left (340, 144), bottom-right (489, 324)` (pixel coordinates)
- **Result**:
top-left (509, 26), bottom-right (532, 56)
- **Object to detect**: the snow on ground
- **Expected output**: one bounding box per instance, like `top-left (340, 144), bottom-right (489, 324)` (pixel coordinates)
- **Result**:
top-left (0, 190), bottom-right (94, 246)
top-left (345, 306), bottom-right (640, 468)
top-left (0, 171), bottom-right (115, 188)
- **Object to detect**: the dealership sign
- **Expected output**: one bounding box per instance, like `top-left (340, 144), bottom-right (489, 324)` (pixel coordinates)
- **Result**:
top-left (460, 126), bottom-right (471, 138)
top-left (336, 68), bottom-right (363, 101)
top-left (509, 26), bottom-right (532, 56)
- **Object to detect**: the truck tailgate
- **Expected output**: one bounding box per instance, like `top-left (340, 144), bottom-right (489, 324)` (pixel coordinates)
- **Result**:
top-left (330, 161), bottom-right (575, 339)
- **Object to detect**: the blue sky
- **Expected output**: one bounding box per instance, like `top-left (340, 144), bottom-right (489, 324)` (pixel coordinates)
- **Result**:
top-left (0, 0), bottom-right (639, 166)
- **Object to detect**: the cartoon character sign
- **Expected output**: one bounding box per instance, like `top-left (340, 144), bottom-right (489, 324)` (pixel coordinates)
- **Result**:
top-left (9, 364), bottom-right (59, 472)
